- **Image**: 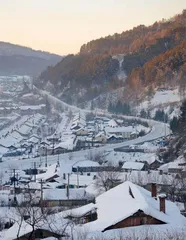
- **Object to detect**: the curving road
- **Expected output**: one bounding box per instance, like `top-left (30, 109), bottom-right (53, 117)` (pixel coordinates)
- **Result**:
top-left (0, 89), bottom-right (170, 170)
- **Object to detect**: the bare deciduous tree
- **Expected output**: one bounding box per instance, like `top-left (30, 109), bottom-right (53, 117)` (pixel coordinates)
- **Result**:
top-left (94, 164), bottom-right (121, 193)
top-left (86, 150), bottom-right (106, 165)
top-left (11, 188), bottom-right (71, 240)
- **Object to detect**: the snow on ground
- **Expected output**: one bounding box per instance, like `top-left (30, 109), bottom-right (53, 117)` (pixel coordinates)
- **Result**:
top-left (86, 224), bottom-right (186, 240)
top-left (140, 89), bottom-right (181, 110)
top-left (43, 188), bottom-right (88, 200)
top-left (139, 142), bottom-right (159, 152)
top-left (105, 150), bottom-right (158, 165)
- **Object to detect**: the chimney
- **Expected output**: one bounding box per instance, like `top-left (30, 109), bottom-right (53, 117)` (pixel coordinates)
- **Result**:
top-left (159, 194), bottom-right (166, 213)
top-left (151, 183), bottom-right (157, 198)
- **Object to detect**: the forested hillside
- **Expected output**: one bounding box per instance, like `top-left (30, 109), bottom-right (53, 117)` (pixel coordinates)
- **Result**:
top-left (81, 10), bottom-right (186, 75)
top-left (127, 40), bottom-right (186, 90)
top-left (38, 54), bottom-right (119, 104)
top-left (38, 10), bottom-right (186, 105)
top-left (164, 101), bottom-right (186, 163)
top-left (80, 10), bottom-right (186, 55)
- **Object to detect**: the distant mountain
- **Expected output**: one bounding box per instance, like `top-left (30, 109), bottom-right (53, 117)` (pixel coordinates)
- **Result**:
top-left (37, 9), bottom-right (186, 106)
top-left (0, 42), bottom-right (62, 76)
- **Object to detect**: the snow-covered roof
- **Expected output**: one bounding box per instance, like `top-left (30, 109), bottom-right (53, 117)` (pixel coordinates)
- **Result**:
top-left (105, 126), bottom-right (135, 134)
top-left (62, 174), bottom-right (95, 187)
top-left (19, 104), bottom-right (45, 111)
top-left (95, 131), bottom-right (106, 138)
top-left (27, 136), bottom-right (40, 144)
top-left (63, 203), bottom-right (96, 218)
top-left (73, 160), bottom-right (100, 168)
top-left (3, 210), bottom-right (70, 240)
top-left (107, 119), bottom-right (118, 128)
top-left (159, 156), bottom-right (185, 173)
top-left (105, 125), bottom-right (149, 135)
top-left (120, 170), bottom-right (175, 186)
top-left (71, 116), bottom-right (86, 130)
top-left (122, 162), bottom-right (144, 170)
top-left (35, 163), bottom-right (60, 182)
top-left (55, 134), bottom-right (76, 150)
top-left (84, 181), bottom-right (186, 232)
top-left (43, 188), bottom-right (88, 200)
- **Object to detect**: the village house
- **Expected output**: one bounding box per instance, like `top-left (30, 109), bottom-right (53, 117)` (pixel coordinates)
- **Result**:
top-left (94, 132), bottom-right (107, 143)
top-left (74, 127), bottom-right (89, 136)
top-left (107, 119), bottom-right (118, 128)
top-left (3, 213), bottom-right (69, 240)
top-left (42, 188), bottom-right (92, 207)
top-left (38, 145), bottom-right (53, 156)
top-left (105, 126), bottom-right (136, 139)
top-left (75, 136), bottom-right (92, 150)
top-left (72, 160), bottom-right (101, 173)
top-left (80, 181), bottom-right (186, 232)
top-left (149, 159), bottom-right (163, 170)
top-left (159, 159), bottom-right (186, 174)
top-left (107, 134), bottom-right (124, 143)
top-left (63, 203), bottom-right (97, 224)
top-left (121, 161), bottom-right (148, 172)
top-left (71, 113), bottom-right (86, 131)
top-left (19, 104), bottom-right (46, 115)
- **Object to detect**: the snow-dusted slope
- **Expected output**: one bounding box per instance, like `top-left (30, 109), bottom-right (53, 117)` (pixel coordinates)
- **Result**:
top-left (140, 89), bottom-right (181, 109)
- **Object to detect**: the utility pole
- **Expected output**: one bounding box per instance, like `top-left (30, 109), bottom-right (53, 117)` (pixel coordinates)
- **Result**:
top-left (66, 173), bottom-right (70, 199)
top-left (52, 138), bottom-right (54, 155)
top-left (40, 179), bottom-right (43, 202)
top-left (45, 147), bottom-right (47, 167)
top-left (34, 162), bottom-right (36, 182)
top-left (77, 166), bottom-right (79, 188)
top-left (164, 113), bottom-right (167, 137)
top-left (40, 179), bottom-right (43, 212)
top-left (13, 169), bottom-right (17, 205)
top-left (40, 153), bottom-right (42, 167)
top-left (13, 169), bottom-right (16, 197)
top-left (16, 173), bottom-right (19, 186)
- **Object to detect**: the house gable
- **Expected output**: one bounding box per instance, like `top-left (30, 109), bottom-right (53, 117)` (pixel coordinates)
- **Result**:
top-left (103, 210), bottom-right (165, 232)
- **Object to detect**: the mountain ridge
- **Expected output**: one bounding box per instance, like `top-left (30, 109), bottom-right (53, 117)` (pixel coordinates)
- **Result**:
top-left (0, 41), bottom-right (62, 76)
top-left (37, 9), bottom-right (186, 106)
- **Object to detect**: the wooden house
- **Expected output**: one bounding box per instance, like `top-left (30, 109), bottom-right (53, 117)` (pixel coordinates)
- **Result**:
top-left (78, 181), bottom-right (186, 232)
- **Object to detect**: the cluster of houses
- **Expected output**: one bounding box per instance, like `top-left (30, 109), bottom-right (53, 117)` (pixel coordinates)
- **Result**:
top-left (1, 153), bottom-right (182, 207)
top-left (24, 112), bottom-right (150, 158)
top-left (2, 180), bottom-right (186, 239)
top-left (0, 104), bottom-right (46, 115)
top-left (0, 114), bottom-right (45, 158)
top-left (0, 104), bottom-right (151, 160)
top-left (67, 112), bottom-right (150, 151)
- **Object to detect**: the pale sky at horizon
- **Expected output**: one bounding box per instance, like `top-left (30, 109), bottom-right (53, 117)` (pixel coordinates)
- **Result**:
top-left (0, 0), bottom-right (186, 55)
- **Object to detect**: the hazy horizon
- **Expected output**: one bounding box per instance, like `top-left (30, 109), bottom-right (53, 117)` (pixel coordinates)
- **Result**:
top-left (0, 0), bottom-right (186, 55)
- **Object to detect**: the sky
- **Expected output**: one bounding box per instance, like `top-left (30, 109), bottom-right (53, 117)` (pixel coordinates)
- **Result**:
top-left (0, 0), bottom-right (186, 55)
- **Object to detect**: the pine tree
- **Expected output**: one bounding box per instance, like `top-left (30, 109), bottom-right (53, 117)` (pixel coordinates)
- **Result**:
top-left (170, 117), bottom-right (178, 133)
top-left (140, 109), bottom-right (147, 118)
top-left (178, 100), bottom-right (186, 132)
